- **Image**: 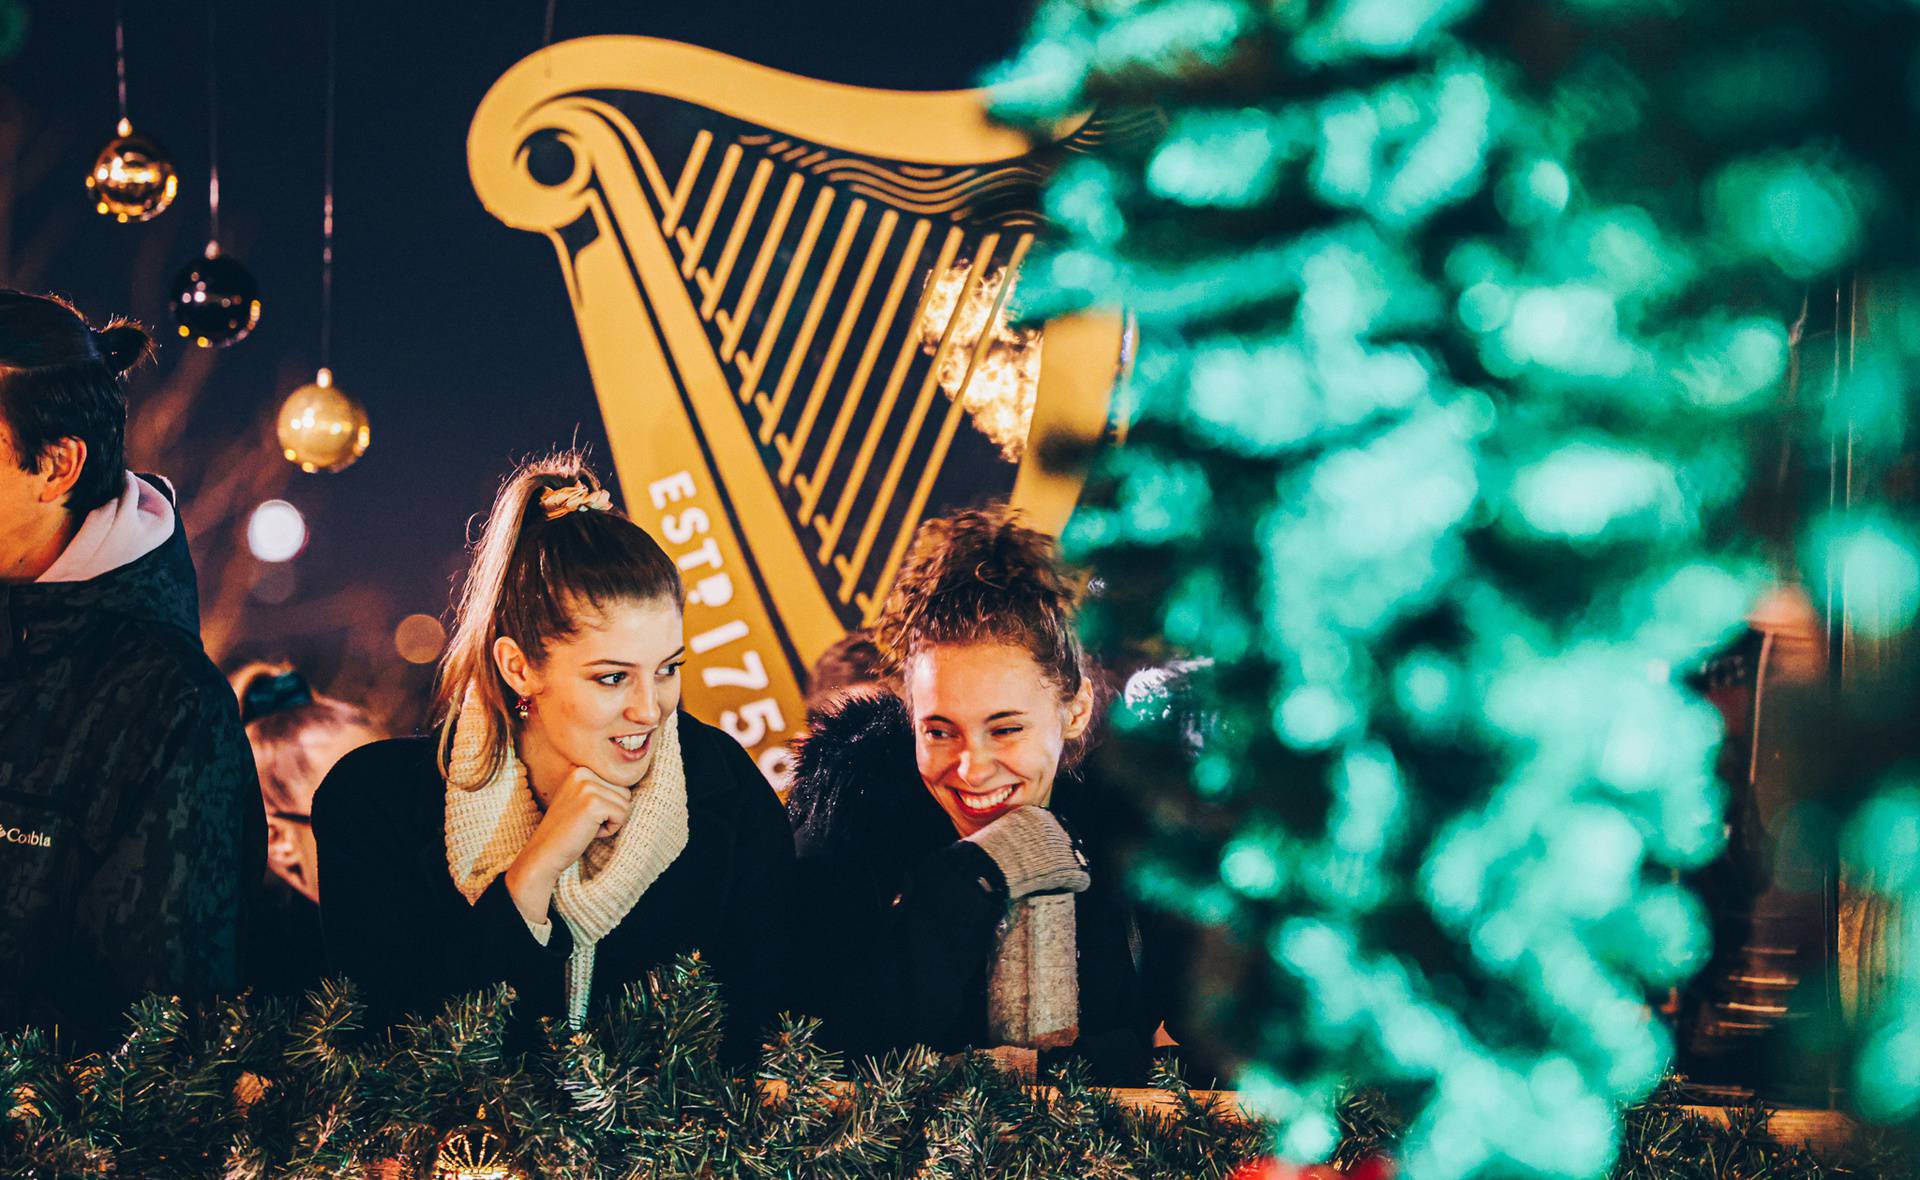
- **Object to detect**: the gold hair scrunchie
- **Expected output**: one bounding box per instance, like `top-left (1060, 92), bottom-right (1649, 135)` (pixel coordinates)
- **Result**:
top-left (540, 483), bottom-right (613, 520)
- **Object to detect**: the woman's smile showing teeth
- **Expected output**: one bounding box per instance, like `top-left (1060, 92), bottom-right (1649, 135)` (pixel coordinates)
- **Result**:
top-left (953, 784), bottom-right (1016, 814)
top-left (611, 732), bottom-right (652, 760)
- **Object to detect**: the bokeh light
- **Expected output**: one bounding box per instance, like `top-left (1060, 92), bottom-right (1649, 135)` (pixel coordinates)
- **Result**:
top-left (394, 613), bottom-right (448, 665)
top-left (246, 500), bottom-right (307, 564)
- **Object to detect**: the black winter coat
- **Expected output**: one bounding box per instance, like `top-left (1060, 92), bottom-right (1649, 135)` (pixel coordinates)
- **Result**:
top-left (242, 878), bottom-right (326, 1000)
top-left (313, 713), bottom-right (795, 1058)
top-left (0, 477), bottom-right (263, 1043)
top-left (787, 692), bottom-right (1160, 1083)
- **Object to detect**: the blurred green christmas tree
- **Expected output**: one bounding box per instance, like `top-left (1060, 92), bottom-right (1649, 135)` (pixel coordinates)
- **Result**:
top-left (986, 0), bottom-right (1920, 1174)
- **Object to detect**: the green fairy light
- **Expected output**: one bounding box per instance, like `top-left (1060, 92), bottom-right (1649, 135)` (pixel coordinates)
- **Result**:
top-left (1843, 784), bottom-right (1920, 896)
top-left (1707, 152), bottom-right (1869, 280)
top-left (1844, 783), bottom-right (1920, 1120)
top-left (1825, 356), bottom-right (1909, 451)
top-left (1297, 0), bottom-right (1476, 61)
top-left (1148, 108), bottom-right (1304, 208)
top-left (1497, 159), bottom-right (1573, 223)
top-left (1222, 835), bottom-right (1289, 899)
top-left (1506, 442), bottom-right (1691, 543)
top-left (1672, 319), bottom-right (1789, 409)
top-left (1805, 513), bottom-right (1920, 639)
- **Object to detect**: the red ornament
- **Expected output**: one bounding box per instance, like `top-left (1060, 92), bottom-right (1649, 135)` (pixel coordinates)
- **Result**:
top-left (1345, 1154), bottom-right (1395, 1180)
top-left (1228, 1160), bottom-right (1349, 1180)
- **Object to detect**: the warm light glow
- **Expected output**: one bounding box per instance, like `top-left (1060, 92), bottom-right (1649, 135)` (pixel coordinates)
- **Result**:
top-left (246, 500), bottom-right (307, 563)
top-left (915, 260), bottom-right (1043, 461)
top-left (394, 613), bottom-right (448, 665)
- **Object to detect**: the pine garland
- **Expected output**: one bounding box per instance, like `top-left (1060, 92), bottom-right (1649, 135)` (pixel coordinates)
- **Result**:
top-left (0, 961), bottom-right (1901, 1179)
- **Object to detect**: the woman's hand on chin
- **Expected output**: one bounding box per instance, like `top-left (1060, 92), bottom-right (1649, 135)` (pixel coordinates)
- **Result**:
top-left (503, 766), bottom-right (632, 924)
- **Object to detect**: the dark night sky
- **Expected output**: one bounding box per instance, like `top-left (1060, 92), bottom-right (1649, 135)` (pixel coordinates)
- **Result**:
top-left (2, 0), bottom-right (1030, 696)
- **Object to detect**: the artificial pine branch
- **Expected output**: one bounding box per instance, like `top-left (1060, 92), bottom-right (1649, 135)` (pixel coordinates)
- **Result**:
top-left (748, 1014), bottom-right (847, 1175)
top-left (1331, 1087), bottom-right (1405, 1171)
top-left (0, 960), bottom-right (1907, 1179)
top-left (1140, 1054), bottom-right (1262, 1179)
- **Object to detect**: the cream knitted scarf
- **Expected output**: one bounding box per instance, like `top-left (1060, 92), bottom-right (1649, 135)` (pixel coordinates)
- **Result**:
top-left (444, 691), bottom-right (689, 1026)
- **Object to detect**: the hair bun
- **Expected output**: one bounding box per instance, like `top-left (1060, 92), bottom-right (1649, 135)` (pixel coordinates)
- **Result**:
top-left (874, 504), bottom-right (1081, 669)
top-left (93, 321), bottom-right (153, 377)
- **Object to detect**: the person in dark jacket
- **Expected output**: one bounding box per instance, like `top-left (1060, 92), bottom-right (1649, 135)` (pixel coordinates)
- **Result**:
top-left (0, 290), bottom-right (262, 1043)
top-left (313, 454), bottom-right (793, 1059)
top-left (230, 665), bottom-right (385, 999)
top-left (787, 506), bottom-right (1163, 1083)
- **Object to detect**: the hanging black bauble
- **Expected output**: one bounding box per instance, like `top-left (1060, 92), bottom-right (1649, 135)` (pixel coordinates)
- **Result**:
top-left (169, 245), bottom-right (261, 348)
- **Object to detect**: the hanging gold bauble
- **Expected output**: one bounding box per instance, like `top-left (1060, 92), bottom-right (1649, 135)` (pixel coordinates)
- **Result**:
top-left (276, 368), bottom-right (370, 474)
top-left (432, 1121), bottom-right (523, 1180)
top-left (85, 118), bottom-right (178, 222)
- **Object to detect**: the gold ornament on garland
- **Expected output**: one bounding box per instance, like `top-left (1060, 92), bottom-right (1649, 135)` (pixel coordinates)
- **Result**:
top-left (433, 1115), bottom-right (523, 1180)
top-left (230, 1070), bottom-right (268, 1111)
top-left (8, 1082), bottom-right (38, 1122)
top-left (86, 119), bottom-right (178, 222)
top-left (277, 368), bottom-right (370, 473)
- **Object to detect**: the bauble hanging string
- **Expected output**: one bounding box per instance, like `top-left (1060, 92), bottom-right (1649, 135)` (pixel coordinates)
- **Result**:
top-left (169, 0), bottom-right (261, 348)
top-left (86, 0), bottom-right (177, 222)
top-left (278, 0), bottom-right (369, 474)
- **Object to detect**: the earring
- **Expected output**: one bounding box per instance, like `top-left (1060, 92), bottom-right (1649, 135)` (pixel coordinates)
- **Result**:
top-left (514, 695), bottom-right (531, 720)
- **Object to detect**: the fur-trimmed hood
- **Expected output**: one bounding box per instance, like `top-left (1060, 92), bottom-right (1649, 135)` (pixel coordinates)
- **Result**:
top-left (787, 689), bottom-right (926, 863)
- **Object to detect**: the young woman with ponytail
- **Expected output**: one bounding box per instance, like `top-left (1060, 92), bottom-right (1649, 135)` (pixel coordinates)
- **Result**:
top-left (787, 505), bottom-right (1169, 1082)
top-left (314, 455), bottom-right (794, 1055)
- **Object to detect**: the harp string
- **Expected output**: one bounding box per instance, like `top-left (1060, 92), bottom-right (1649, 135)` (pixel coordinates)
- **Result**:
top-left (777, 207), bottom-right (897, 481)
top-left (579, 97), bottom-right (1035, 621)
top-left (831, 239), bottom-right (1001, 592)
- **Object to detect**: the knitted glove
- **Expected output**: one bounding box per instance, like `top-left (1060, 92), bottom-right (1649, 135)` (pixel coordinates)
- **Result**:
top-left (962, 805), bottom-right (1089, 899)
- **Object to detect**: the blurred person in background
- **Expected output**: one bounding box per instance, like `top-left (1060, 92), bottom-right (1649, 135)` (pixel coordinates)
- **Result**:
top-left (804, 629), bottom-right (887, 723)
top-left (229, 663), bottom-right (386, 997)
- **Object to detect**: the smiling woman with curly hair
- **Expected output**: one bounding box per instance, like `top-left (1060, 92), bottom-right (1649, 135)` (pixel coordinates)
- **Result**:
top-left (787, 504), bottom-right (1170, 1082)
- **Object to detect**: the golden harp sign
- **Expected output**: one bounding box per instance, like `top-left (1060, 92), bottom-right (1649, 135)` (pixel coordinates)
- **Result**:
top-left (469, 37), bottom-right (1129, 781)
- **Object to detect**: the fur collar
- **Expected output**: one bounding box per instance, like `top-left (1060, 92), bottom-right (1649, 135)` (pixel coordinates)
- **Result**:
top-left (788, 689), bottom-right (927, 860)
